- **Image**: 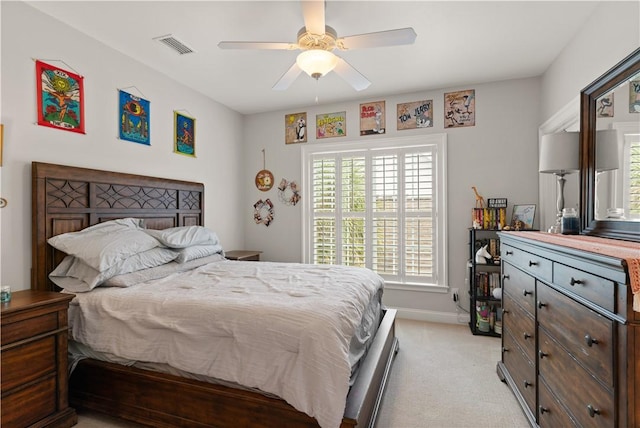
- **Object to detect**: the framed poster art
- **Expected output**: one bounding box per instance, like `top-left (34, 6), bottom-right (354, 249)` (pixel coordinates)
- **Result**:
top-left (316, 111), bottom-right (346, 139)
top-left (444, 89), bottom-right (475, 128)
top-left (36, 60), bottom-right (85, 134)
top-left (285, 112), bottom-right (307, 144)
top-left (119, 90), bottom-right (150, 145)
top-left (629, 78), bottom-right (640, 113)
top-left (174, 111), bottom-right (196, 157)
top-left (511, 204), bottom-right (536, 230)
top-left (397, 100), bottom-right (433, 130)
top-left (360, 101), bottom-right (385, 135)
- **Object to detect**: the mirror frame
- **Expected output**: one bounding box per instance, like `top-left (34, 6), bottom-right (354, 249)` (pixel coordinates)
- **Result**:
top-left (580, 47), bottom-right (640, 242)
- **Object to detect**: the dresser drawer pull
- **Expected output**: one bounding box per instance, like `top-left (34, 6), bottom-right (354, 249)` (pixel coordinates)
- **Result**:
top-left (584, 334), bottom-right (599, 347)
top-left (502, 274), bottom-right (510, 281)
top-left (528, 260), bottom-right (538, 267)
top-left (539, 350), bottom-right (548, 359)
top-left (523, 289), bottom-right (532, 296)
top-left (586, 404), bottom-right (601, 418)
top-left (523, 380), bottom-right (532, 389)
top-left (569, 277), bottom-right (584, 286)
top-left (523, 332), bottom-right (531, 340)
top-left (502, 309), bottom-right (509, 315)
top-left (537, 301), bottom-right (547, 309)
top-left (539, 406), bottom-right (549, 415)
top-left (502, 347), bottom-right (509, 353)
top-left (505, 250), bottom-right (513, 256)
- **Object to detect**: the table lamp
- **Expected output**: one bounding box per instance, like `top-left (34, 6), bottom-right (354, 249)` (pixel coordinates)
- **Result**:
top-left (539, 131), bottom-right (580, 233)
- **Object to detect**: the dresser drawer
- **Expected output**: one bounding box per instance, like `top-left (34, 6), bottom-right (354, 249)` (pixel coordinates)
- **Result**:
top-left (503, 329), bottom-right (536, 415)
top-left (538, 328), bottom-right (614, 427)
top-left (553, 263), bottom-right (615, 313)
top-left (502, 242), bottom-right (552, 283)
top-left (537, 283), bottom-right (613, 388)
top-left (1, 311), bottom-right (58, 346)
top-left (1, 335), bottom-right (57, 392)
top-left (538, 377), bottom-right (579, 428)
top-left (502, 294), bottom-right (536, 363)
top-left (502, 263), bottom-right (536, 315)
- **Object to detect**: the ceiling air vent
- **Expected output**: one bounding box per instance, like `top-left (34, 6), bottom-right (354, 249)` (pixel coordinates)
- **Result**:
top-left (153, 34), bottom-right (195, 55)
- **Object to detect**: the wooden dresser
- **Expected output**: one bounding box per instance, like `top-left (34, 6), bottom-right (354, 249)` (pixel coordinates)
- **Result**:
top-left (497, 232), bottom-right (639, 427)
top-left (1, 290), bottom-right (77, 428)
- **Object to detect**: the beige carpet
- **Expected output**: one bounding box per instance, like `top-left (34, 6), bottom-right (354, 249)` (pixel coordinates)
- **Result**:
top-left (74, 318), bottom-right (529, 428)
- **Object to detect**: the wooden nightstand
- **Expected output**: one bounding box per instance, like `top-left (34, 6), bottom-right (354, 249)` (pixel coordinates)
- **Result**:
top-left (1, 290), bottom-right (77, 428)
top-left (225, 250), bottom-right (262, 261)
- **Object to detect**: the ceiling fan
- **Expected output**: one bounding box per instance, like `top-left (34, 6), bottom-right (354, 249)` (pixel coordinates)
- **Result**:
top-left (217, 0), bottom-right (417, 91)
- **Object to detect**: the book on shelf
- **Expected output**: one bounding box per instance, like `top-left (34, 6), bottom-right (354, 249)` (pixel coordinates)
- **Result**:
top-left (472, 207), bottom-right (507, 230)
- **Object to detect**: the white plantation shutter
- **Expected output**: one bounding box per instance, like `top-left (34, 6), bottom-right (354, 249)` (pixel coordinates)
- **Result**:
top-left (624, 140), bottom-right (640, 218)
top-left (305, 135), bottom-right (446, 288)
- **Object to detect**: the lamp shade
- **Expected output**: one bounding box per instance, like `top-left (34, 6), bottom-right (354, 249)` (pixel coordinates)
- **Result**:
top-left (596, 129), bottom-right (620, 172)
top-left (539, 132), bottom-right (580, 174)
top-left (296, 49), bottom-right (338, 78)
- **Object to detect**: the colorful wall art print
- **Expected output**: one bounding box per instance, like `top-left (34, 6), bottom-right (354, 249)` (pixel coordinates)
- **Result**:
top-left (360, 101), bottom-right (385, 136)
top-left (397, 100), bottom-right (433, 130)
top-left (285, 112), bottom-right (307, 144)
top-left (629, 78), bottom-right (640, 113)
top-left (597, 92), bottom-right (614, 117)
top-left (36, 60), bottom-right (85, 134)
top-left (119, 90), bottom-right (150, 145)
top-left (444, 89), bottom-right (475, 128)
top-left (174, 111), bottom-right (196, 157)
top-left (316, 111), bottom-right (346, 139)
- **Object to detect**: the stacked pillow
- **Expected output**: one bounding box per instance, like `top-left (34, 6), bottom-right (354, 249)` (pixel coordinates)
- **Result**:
top-left (48, 219), bottom-right (223, 292)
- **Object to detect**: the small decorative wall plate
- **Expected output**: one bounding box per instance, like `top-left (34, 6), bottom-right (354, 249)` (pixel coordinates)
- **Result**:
top-left (255, 169), bottom-right (274, 192)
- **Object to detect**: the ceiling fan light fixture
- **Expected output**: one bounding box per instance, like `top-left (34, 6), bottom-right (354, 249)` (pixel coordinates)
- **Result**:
top-left (296, 49), bottom-right (338, 79)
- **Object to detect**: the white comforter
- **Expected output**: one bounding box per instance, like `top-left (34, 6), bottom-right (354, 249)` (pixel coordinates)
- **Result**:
top-left (67, 260), bottom-right (384, 428)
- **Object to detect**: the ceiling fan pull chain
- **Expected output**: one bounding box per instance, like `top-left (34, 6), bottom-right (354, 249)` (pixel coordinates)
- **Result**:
top-left (315, 79), bottom-right (319, 104)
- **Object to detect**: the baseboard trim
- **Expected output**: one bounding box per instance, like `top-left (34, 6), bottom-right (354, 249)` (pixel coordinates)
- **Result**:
top-left (393, 307), bottom-right (470, 325)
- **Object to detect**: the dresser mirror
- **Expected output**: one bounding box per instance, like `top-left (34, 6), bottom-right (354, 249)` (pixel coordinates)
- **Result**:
top-left (580, 47), bottom-right (640, 242)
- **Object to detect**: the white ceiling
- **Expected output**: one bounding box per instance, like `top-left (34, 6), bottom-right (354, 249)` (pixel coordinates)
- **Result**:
top-left (26, 1), bottom-right (599, 115)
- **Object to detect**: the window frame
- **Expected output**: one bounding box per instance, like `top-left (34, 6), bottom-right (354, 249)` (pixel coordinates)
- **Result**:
top-left (301, 134), bottom-right (448, 290)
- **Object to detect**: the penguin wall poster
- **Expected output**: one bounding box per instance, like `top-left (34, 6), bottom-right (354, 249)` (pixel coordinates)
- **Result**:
top-left (360, 101), bottom-right (385, 136)
top-left (285, 112), bottom-right (307, 144)
top-left (444, 89), bottom-right (475, 128)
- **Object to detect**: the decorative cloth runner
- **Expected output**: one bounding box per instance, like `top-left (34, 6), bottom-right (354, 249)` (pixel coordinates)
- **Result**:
top-left (505, 232), bottom-right (640, 312)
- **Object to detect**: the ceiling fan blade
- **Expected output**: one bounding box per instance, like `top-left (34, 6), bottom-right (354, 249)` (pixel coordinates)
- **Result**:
top-left (333, 57), bottom-right (371, 91)
top-left (301, 0), bottom-right (325, 35)
top-left (338, 27), bottom-right (417, 50)
top-left (272, 62), bottom-right (303, 91)
top-left (218, 41), bottom-right (297, 50)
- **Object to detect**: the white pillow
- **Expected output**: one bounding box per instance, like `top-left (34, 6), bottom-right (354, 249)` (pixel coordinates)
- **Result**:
top-left (175, 244), bottom-right (223, 263)
top-left (144, 226), bottom-right (219, 249)
top-left (50, 247), bottom-right (179, 292)
top-left (48, 218), bottom-right (159, 271)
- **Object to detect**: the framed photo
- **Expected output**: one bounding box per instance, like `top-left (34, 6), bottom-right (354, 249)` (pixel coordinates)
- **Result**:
top-left (316, 111), bottom-right (346, 139)
top-left (36, 60), bottom-right (85, 134)
top-left (511, 204), bottom-right (536, 229)
top-left (360, 101), bottom-right (385, 135)
top-left (444, 89), bottom-right (475, 128)
top-left (285, 112), bottom-right (307, 144)
top-left (597, 92), bottom-right (614, 117)
top-left (119, 90), bottom-right (150, 145)
top-left (174, 111), bottom-right (196, 157)
top-left (397, 100), bottom-right (433, 130)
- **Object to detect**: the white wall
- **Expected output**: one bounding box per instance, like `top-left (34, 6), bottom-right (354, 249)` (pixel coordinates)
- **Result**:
top-left (538, 1), bottom-right (640, 233)
top-left (243, 77), bottom-right (542, 322)
top-left (0, 2), bottom-right (245, 291)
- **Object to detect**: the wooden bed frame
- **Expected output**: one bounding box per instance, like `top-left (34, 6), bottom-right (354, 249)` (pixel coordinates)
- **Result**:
top-left (32, 161), bottom-right (399, 428)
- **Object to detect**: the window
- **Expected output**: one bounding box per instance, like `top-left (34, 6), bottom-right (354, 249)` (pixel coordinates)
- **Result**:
top-left (302, 135), bottom-right (447, 289)
top-left (623, 138), bottom-right (640, 219)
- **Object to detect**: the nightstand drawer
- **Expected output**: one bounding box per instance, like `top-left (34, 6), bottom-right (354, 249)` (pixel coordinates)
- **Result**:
top-left (0, 375), bottom-right (57, 428)
top-left (1, 311), bottom-right (58, 346)
top-left (1, 335), bottom-right (57, 392)
top-left (225, 250), bottom-right (262, 261)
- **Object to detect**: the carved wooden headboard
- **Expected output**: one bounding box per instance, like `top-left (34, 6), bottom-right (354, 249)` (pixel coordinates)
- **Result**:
top-left (32, 162), bottom-right (204, 291)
